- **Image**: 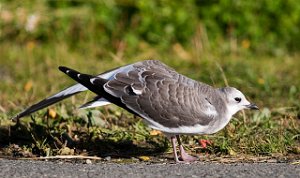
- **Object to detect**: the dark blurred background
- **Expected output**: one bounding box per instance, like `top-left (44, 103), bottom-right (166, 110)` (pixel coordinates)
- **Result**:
top-left (1, 0), bottom-right (300, 54)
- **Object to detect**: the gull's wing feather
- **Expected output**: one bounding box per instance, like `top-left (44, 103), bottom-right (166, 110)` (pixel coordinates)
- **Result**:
top-left (58, 66), bottom-right (128, 110)
top-left (12, 84), bottom-right (87, 121)
top-left (79, 96), bottom-right (111, 109)
top-left (12, 63), bottom-right (134, 120)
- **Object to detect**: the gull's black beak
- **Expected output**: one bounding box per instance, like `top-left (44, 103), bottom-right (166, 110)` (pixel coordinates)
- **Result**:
top-left (246, 103), bottom-right (259, 110)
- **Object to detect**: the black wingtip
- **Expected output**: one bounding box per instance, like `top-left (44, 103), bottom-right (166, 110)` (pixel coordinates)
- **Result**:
top-left (59, 66), bottom-right (81, 77)
top-left (58, 66), bottom-right (70, 73)
top-left (11, 115), bottom-right (19, 122)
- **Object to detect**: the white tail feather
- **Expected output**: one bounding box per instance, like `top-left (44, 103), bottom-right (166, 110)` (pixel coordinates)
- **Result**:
top-left (79, 98), bottom-right (111, 109)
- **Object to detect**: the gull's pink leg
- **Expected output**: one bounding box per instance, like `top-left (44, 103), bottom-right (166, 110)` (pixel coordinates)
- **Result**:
top-left (170, 136), bottom-right (181, 163)
top-left (176, 135), bottom-right (198, 162)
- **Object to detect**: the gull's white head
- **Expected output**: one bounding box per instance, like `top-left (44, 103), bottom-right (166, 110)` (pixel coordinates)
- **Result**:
top-left (219, 87), bottom-right (258, 116)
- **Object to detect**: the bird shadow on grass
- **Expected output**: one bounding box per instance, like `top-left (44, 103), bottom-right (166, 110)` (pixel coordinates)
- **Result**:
top-left (0, 120), bottom-right (169, 159)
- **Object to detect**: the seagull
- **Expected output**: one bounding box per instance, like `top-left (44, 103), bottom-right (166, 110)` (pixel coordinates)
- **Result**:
top-left (13, 60), bottom-right (258, 163)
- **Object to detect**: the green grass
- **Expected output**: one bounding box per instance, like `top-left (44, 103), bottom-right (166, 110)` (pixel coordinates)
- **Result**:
top-left (0, 1), bottom-right (299, 162)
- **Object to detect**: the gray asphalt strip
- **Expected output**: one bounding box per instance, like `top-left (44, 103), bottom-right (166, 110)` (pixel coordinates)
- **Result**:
top-left (0, 159), bottom-right (299, 178)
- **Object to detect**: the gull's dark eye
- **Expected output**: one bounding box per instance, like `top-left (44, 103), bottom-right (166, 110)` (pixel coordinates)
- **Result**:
top-left (234, 97), bottom-right (241, 103)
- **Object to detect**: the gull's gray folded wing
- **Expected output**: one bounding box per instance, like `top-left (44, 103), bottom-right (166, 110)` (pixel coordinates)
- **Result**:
top-left (105, 70), bottom-right (217, 128)
top-left (103, 60), bottom-right (218, 130)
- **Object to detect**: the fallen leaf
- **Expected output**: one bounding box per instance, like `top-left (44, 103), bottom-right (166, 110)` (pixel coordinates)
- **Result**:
top-left (199, 139), bottom-right (212, 148)
top-left (48, 108), bottom-right (57, 118)
top-left (138, 156), bottom-right (150, 161)
top-left (24, 80), bottom-right (33, 92)
top-left (291, 161), bottom-right (300, 165)
top-left (150, 130), bottom-right (162, 136)
top-left (228, 149), bottom-right (237, 156)
top-left (58, 147), bottom-right (74, 155)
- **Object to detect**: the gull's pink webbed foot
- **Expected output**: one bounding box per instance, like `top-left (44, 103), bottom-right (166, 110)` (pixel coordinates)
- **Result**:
top-left (170, 135), bottom-right (198, 163)
top-left (178, 145), bottom-right (198, 162)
